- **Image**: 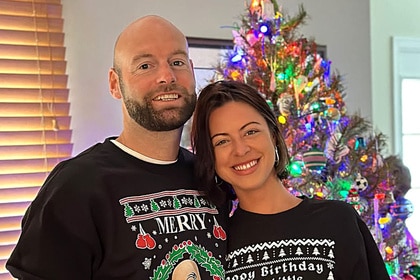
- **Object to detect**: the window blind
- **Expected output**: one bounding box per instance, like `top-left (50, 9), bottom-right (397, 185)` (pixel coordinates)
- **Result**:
top-left (0, 0), bottom-right (72, 278)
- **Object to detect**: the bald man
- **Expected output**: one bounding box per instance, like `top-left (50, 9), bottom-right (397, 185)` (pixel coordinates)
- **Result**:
top-left (7, 15), bottom-right (228, 280)
top-left (109, 15), bottom-right (197, 161)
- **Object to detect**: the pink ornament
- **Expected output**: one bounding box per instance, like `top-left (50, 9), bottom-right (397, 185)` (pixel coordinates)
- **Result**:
top-left (246, 32), bottom-right (259, 46)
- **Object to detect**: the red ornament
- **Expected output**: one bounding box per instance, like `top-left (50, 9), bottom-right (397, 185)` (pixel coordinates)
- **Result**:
top-left (402, 274), bottom-right (416, 280)
top-left (375, 193), bottom-right (385, 200)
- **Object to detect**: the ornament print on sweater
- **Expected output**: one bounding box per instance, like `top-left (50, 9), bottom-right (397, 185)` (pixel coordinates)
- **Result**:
top-left (226, 239), bottom-right (336, 280)
top-left (120, 189), bottom-right (226, 280)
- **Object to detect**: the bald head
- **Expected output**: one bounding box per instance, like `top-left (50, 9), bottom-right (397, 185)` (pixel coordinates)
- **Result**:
top-left (113, 15), bottom-right (189, 70)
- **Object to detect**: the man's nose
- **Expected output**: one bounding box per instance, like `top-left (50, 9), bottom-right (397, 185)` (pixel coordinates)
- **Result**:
top-left (157, 64), bottom-right (176, 84)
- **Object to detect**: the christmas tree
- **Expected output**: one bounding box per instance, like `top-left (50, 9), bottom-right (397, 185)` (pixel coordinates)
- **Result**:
top-left (213, 0), bottom-right (420, 278)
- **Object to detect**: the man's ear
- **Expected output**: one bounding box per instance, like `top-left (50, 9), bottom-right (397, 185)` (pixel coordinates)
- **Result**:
top-left (109, 68), bottom-right (122, 99)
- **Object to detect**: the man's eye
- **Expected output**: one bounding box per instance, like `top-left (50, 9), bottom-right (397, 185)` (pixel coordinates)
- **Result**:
top-left (172, 60), bottom-right (185, 66)
top-left (139, 64), bottom-right (149, 70)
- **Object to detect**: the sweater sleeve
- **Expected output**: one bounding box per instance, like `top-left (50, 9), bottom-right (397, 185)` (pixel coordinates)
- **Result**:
top-left (6, 162), bottom-right (102, 280)
top-left (356, 215), bottom-right (390, 280)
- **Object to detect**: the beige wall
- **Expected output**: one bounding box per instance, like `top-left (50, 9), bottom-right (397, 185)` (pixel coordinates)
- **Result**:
top-left (62, 0), bottom-right (371, 155)
top-left (371, 0), bottom-right (420, 155)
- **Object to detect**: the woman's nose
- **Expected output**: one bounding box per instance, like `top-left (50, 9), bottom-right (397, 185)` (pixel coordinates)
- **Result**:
top-left (233, 139), bottom-right (251, 156)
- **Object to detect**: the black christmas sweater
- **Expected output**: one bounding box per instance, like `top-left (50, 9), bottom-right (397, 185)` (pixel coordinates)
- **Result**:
top-left (7, 137), bottom-right (228, 280)
top-left (225, 197), bottom-right (389, 280)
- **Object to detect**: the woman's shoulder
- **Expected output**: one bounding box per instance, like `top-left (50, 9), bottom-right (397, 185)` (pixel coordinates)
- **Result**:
top-left (303, 196), bottom-right (358, 215)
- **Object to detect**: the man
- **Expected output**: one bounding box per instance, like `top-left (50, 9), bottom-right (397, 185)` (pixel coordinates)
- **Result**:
top-left (7, 15), bottom-right (227, 280)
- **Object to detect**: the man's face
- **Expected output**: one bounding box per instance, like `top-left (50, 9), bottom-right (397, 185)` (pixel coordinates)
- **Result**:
top-left (120, 79), bottom-right (196, 131)
top-left (113, 19), bottom-right (196, 131)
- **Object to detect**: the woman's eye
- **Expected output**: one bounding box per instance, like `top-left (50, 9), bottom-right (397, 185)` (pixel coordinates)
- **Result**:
top-left (214, 139), bottom-right (228, 147)
top-left (246, 129), bottom-right (258, 136)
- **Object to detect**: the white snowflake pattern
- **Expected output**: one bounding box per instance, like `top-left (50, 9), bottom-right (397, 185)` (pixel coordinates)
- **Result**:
top-left (167, 199), bottom-right (172, 207)
top-left (142, 257), bottom-right (152, 270)
top-left (181, 197), bottom-right (188, 204)
top-left (199, 198), bottom-right (207, 206)
top-left (131, 225), bottom-right (137, 231)
top-left (159, 200), bottom-right (167, 207)
top-left (141, 204), bottom-right (149, 212)
top-left (187, 197), bottom-right (193, 205)
top-left (134, 204), bottom-right (141, 213)
top-left (327, 262), bottom-right (334, 270)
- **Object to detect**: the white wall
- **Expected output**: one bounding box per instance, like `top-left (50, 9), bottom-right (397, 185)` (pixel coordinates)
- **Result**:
top-left (371, 0), bottom-right (420, 155)
top-left (370, 0), bottom-right (420, 241)
top-left (62, 0), bottom-right (372, 155)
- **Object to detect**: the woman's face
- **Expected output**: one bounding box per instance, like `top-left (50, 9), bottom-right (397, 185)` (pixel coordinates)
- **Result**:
top-left (209, 101), bottom-right (277, 196)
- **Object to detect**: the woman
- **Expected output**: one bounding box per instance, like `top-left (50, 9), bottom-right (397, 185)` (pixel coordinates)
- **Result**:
top-left (191, 80), bottom-right (389, 280)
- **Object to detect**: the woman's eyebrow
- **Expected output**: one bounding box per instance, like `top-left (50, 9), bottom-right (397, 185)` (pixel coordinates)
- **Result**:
top-left (210, 121), bottom-right (261, 140)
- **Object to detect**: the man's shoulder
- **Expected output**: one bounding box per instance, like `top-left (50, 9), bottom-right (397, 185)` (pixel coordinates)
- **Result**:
top-left (43, 138), bottom-right (117, 185)
top-left (179, 146), bottom-right (195, 162)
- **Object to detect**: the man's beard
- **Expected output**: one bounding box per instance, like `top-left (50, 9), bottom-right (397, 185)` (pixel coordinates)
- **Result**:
top-left (122, 84), bottom-right (196, 132)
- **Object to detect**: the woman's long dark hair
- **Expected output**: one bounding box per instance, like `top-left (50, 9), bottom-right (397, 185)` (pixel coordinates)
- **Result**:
top-left (191, 80), bottom-right (289, 206)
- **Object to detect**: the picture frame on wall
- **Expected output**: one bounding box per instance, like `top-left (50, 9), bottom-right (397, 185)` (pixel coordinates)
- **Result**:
top-left (186, 37), bottom-right (234, 92)
top-left (180, 37), bottom-right (234, 149)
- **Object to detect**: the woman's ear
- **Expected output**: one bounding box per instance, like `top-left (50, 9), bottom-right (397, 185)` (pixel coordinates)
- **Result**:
top-left (271, 133), bottom-right (277, 146)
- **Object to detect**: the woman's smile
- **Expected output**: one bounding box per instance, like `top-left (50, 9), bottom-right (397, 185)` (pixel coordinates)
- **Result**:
top-left (232, 159), bottom-right (259, 171)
